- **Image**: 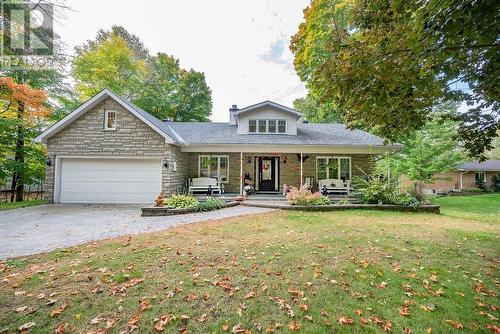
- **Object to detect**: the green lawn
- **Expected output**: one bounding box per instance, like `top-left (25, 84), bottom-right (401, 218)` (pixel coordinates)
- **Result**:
top-left (0, 199), bottom-right (45, 211)
top-left (433, 193), bottom-right (500, 223)
top-left (0, 198), bottom-right (499, 333)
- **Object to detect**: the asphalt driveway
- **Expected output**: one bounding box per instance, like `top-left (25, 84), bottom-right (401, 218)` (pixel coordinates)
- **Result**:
top-left (0, 204), bottom-right (274, 259)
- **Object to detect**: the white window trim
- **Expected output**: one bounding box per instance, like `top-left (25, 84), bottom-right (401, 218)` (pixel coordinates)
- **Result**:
top-left (104, 110), bottom-right (116, 130)
top-left (475, 171), bottom-right (485, 181)
top-left (198, 155), bottom-right (230, 183)
top-left (316, 156), bottom-right (352, 180)
top-left (248, 119), bottom-right (287, 134)
top-left (248, 119), bottom-right (257, 133)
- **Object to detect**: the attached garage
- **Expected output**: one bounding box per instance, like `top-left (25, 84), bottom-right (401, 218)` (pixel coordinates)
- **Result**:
top-left (56, 158), bottom-right (162, 203)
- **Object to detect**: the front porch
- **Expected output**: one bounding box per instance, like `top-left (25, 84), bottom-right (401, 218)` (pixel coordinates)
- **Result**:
top-left (184, 152), bottom-right (375, 196)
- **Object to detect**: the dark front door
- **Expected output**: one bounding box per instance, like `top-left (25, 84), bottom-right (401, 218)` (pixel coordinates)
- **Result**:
top-left (259, 157), bottom-right (278, 191)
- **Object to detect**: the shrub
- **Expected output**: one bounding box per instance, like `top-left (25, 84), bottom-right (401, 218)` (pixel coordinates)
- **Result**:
top-left (197, 198), bottom-right (225, 212)
top-left (353, 174), bottom-right (392, 204)
top-left (286, 186), bottom-right (331, 206)
top-left (354, 173), bottom-right (420, 207)
top-left (465, 186), bottom-right (482, 193)
top-left (164, 195), bottom-right (199, 209)
top-left (475, 178), bottom-right (487, 192)
top-left (491, 174), bottom-right (500, 192)
top-left (336, 198), bottom-right (351, 205)
top-left (386, 193), bottom-right (420, 208)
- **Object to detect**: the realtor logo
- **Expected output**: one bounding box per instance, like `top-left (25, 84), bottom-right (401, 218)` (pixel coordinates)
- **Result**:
top-left (1, 1), bottom-right (53, 56)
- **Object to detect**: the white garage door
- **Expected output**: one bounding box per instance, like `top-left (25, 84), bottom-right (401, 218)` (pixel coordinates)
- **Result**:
top-left (59, 158), bottom-right (162, 203)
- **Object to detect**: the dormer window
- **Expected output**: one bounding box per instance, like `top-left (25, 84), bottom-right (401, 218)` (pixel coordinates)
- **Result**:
top-left (278, 120), bottom-right (286, 133)
top-left (104, 110), bottom-right (116, 130)
top-left (248, 119), bottom-right (287, 134)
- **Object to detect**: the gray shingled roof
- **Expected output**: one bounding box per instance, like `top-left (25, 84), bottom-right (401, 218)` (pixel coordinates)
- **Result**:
top-left (164, 122), bottom-right (391, 146)
top-left (458, 160), bottom-right (500, 171)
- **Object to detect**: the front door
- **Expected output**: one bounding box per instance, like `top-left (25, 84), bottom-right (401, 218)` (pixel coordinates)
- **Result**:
top-left (259, 157), bottom-right (278, 191)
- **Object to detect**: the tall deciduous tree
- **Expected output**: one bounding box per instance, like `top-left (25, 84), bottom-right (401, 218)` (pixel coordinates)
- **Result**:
top-left (291, 0), bottom-right (499, 159)
top-left (73, 33), bottom-right (146, 100)
top-left (293, 94), bottom-right (342, 123)
top-left (0, 78), bottom-right (50, 201)
top-left (387, 107), bottom-right (464, 199)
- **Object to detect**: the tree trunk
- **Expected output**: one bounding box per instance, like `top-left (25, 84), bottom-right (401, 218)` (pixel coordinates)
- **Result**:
top-left (11, 102), bottom-right (25, 202)
top-left (413, 181), bottom-right (424, 201)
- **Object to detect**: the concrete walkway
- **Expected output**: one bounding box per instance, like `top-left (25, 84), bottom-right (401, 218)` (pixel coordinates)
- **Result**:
top-left (0, 204), bottom-right (274, 259)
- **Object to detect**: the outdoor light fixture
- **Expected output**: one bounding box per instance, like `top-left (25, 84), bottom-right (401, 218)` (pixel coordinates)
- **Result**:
top-left (45, 156), bottom-right (52, 166)
top-left (162, 159), bottom-right (168, 168)
top-left (283, 156), bottom-right (288, 164)
top-left (248, 156), bottom-right (252, 164)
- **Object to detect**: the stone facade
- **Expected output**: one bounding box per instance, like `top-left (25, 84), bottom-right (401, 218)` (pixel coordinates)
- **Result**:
top-left (44, 97), bottom-right (186, 203)
top-left (186, 152), bottom-right (376, 193)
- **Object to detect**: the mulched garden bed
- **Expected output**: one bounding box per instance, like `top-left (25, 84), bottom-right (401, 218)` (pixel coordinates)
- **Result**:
top-left (241, 202), bottom-right (441, 213)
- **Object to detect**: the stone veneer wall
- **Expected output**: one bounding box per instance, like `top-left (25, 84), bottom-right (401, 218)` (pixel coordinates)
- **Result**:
top-left (187, 152), bottom-right (376, 193)
top-left (44, 97), bottom-right (186, 203)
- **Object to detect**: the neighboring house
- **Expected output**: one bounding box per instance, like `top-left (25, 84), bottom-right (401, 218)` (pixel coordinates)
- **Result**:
top-left (404, 160), bottom-right (500, 194)
top-left (35, 89), bottom-right (400, 204)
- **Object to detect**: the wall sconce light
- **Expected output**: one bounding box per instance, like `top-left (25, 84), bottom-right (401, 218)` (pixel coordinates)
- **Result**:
top-left (46, 156), bottom-right (52, 166)
top-left (247, 156), bottom-right (252, 164)
top-left (162, 159), bottom-right (169, 168)
top-left (172, 161), bottom-right (177, 172)
top-left (283, 156), bottom-right (288, 164)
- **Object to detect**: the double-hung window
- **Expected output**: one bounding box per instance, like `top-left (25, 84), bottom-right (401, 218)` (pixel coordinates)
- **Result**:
top-left (199, 155), bottom-right (229, 183)
top-left (316, 157), bottom-right (351, 180)
top-left (248, 119), bottom-right (287, 134)
top-left (104, 110), bottom-right (116, 130)
top-left (475, 172), bottom-right (485, 184)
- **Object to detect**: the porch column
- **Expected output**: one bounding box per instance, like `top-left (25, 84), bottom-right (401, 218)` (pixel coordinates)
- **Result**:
top-left (240, 152), bottom-right (243, 195)
top-left (300, 152), bottom-right (303, 187)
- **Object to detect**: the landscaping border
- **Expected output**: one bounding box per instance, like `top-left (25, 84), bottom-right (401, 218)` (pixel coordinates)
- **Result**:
top-left (241, 202), bottom-right (441, 213)
top-left (141, 201), bottom-right (239, 217)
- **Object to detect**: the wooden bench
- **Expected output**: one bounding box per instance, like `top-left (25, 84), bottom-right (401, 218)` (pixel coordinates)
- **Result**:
top-left (188, 177), bottom-right (222, 195)
top-left (318, 179), bottom-right (351, 194)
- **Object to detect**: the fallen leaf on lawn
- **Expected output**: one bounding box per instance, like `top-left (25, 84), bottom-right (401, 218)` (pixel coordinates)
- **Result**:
top-left (90, 316), bottom-right (103, 325)
top-left (50, 302), bottom-right (69, 317)
top-left (18, 322), bottom-right (35, 331)
top-left (105, 318), bottom-right (115, 329)
top-left (360, 317), bottom-right (369, 325)
top-left (304, 315), bottom-right (313, 322)
top-left (399, 305), bottom-right (411, 316)
top-left (179, 315), bottom-right (190, 321)
top-left (231, 323), bottom-right (245, 333)
top-left (222, 322), bottom-right (229, 332)
top-left (425, 328), bottom-right (432, 334)
top-left (299, 303), bottom-right (308, 311)
top-left (403, 326), bottom-right (412, 334)
top-left (456, 292), bottom-right (465, 297)
top-left (203, 293), bottom-right (210, 301)
top-left (485, 324), bottom-right (500, 333)
top-left (196, 313), bottom-right (208, 323)
top-left (128, 312), bottom-right (141, 330)
top-left (338, 316), bottom-right (354, 325)
top-left (54, 322), bottom-right (68, 334)
top-left (139, 299), bottom-right (150, 311)
top-left (288, 321), bottom-right (300, 331)
top-left (445, 320), bottom-right (463, 329)
top-left (244, 291), bottom-right (255, 299)
top-left (154, 315), bottom-right (173, 332)
top-left (355, 308), bottom-right (363, 316)
top-left (15, 306), bottom-right (29, 313)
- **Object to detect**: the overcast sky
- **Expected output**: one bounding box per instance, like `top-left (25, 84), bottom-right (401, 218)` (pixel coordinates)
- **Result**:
top-left (56, 0), bottom-right (309, 122)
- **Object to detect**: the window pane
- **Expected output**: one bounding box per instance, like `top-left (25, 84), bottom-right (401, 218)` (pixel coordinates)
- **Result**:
top-left (258, 120), bottom-right (267, 133)
top-left (340, 158), bottom-right (350, 180)
top-left (268, 120), bottom-right (276, 133)
top-left (199, 156), bottom-right (209, 177)
top-left (249, 120), bottom-right (256, 133)
top-left (475, 172), bottom-right (485, 182)
top-left (106, 111), bottom-right (115, 129)
top-left (219, 157), bottom-right (228, 182)
top-left (328, 158), bottom-right (339, 179)
top-left (317, 158), bottom-right (327, 180)
top-left (209, 158), bottom-right (218, 179)
top-left (278, 120), bottom-right (286, 133)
